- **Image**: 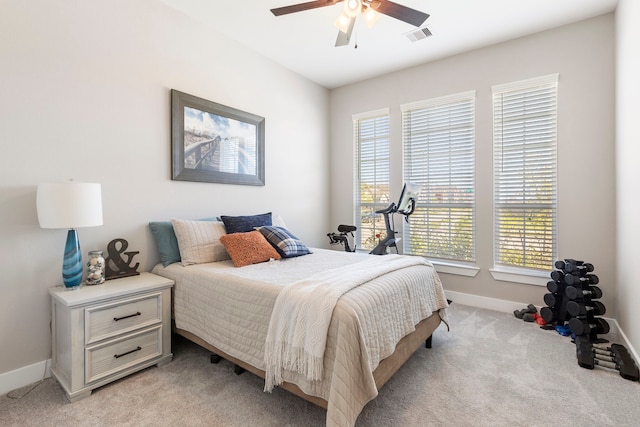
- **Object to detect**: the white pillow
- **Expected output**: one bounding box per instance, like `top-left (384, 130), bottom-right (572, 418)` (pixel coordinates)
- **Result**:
top-left (272, 213), bottom-right (287, 229)
top-left (171, 219), bottom-right (230, 265)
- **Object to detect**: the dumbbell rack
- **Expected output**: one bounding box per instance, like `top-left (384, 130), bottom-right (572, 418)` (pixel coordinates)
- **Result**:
top-left (543, 259), bottom-right (640, 381)
top-left (541, 259), bottom-right (609, 342)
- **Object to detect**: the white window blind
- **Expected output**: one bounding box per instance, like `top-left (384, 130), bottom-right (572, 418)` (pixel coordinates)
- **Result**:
top-left (354, 109), bottom-right (390, 251)
top-left (493, 74), bottom-right (558, 271)
top-left (401, 91), bottom-right (476, 261)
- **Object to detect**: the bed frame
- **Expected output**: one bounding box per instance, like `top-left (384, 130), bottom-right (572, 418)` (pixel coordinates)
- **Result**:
top-left (173, 311), bottom-right (442, 409)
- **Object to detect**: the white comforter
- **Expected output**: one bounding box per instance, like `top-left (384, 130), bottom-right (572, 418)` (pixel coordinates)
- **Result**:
top-left (153, 249), bottom-right (448, 427)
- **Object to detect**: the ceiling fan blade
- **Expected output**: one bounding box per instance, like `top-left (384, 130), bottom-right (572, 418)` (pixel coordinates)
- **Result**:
top-left (335, 17), bottom-right (355, 47)
top-left (271, 0), bottom-right (342, 16)
top-left (374, 0), bottom-right (429, 27)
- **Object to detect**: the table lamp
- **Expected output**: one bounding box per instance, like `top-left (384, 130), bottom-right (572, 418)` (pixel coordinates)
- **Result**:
top-left (37, 182), bottom-right (103, 289)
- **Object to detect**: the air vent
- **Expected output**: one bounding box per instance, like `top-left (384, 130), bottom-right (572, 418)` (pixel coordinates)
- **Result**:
top-left (405, 27), bottom-right (432, 42)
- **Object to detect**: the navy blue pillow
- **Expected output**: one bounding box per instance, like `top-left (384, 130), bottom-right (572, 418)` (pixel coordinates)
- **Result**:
top-left (220, 212), bottom-right (272, 234)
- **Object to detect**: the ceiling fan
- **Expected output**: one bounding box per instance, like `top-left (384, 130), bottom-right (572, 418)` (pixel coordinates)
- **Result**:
top-left (271, 0), bottom-right (431, 47)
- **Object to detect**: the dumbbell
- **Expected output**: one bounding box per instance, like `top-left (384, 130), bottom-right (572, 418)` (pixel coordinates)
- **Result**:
top-left (540, 306), bottom-right (569, 324)
top-left (569, 317), bottom-right (610, 336)
top-left (540, 306), bottom-right (556, 324)
top-left (566, 300), bottom-right (606, 317)
top-left (593, 343), bottom-right (640, 381)
top-left (565, 285), bottom-right (603, 300)
top-left (513, 304), bottom-right (537, 319)
top-left (565, 273), bottom-right (599, 286)
top-left (543, 293), bottom-right (559, 308)
top-left (546, 280), bottom-right (562, 294)
top-left (565, 260), bottom-right (594, 275)
top-left (550, 270), bottom-right (565, 282)
top-left (576, 338), bottom-right (640, 381)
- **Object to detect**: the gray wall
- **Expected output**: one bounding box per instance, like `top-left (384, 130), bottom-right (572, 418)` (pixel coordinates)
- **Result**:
top-left (0, 0), bottom-right (329, 377)
top-left (616, 0), bottom-right (640, 358)
top-left (329, 15), bottom-right (616, 314)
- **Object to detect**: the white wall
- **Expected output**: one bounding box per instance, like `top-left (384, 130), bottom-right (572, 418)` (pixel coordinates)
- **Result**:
top-left (0, 0), bottom-right (329, 378)
top-left (616, 0), bottom-right (640, 356)
top-left (329, 15), bottom-right (616, 312)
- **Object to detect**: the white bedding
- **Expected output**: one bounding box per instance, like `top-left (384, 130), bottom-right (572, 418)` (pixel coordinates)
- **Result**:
top-left (152, 248), bottom-right (448, 427)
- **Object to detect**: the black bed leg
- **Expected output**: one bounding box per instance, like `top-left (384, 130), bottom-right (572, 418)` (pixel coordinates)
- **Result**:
top-left (210, 354), bottom-right (222, 364)
top-left (425, 335), bottom-right (433, 349)
top-left (234, 364), bottom-right (246, 375)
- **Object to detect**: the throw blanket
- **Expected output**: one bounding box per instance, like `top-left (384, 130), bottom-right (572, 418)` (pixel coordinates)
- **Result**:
top-left (264, 255), bottom-right (430, 392)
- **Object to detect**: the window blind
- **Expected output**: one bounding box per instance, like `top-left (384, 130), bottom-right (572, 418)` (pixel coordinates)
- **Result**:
top-left (492, 74), bottom-right (558, 270)
top-left (354, 109), bottom-right (390, 251)
top-left (401, 91), bottom-right (476, 261)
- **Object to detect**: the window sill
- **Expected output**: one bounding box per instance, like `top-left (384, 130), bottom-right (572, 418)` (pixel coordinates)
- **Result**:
top-left (430, 260), bottom-right (479, 277)
top-left (355, 251), bottom-right (480, 277)
top-left (489, 267), bottom-right (549, 286)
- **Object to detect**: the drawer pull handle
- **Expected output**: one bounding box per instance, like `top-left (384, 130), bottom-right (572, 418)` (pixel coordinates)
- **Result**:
top-left (113, 312), bottom-right (141, 322)
top-left (114, 346), bottom-right (142, 359)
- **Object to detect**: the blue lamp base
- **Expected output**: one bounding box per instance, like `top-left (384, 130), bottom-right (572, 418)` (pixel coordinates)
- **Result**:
top-left (62, 229), bottom-right (83, 289)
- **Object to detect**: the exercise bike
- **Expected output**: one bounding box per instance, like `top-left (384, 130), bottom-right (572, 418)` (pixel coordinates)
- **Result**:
top-left (369, 182), bottom-right (420, 255)
top-left (327, 224), bottom-right (357, 252)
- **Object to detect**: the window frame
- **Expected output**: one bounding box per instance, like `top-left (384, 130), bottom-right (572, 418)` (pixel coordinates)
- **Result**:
top-left (400, 91), bottom-right (477, 263)
top-left (353, 108), bottom-right (391, 252)
top-left (491, 74), bottom-right (559, 284)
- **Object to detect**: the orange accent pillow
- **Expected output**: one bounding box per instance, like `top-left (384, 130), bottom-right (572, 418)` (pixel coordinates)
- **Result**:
top-left (219, 230), bottom-right (282, 267)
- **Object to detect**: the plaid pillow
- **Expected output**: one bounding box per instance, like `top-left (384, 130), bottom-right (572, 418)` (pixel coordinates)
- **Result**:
top-left (257, 226), bottom-right (311, 258)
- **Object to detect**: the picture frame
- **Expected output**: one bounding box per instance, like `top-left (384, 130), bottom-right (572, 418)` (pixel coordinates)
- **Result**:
top-left (171, 89), bottom-right (265, 186)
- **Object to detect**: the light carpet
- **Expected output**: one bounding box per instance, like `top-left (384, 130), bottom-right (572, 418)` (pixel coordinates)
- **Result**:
top-left (2, 303), bottom-right (639, 426)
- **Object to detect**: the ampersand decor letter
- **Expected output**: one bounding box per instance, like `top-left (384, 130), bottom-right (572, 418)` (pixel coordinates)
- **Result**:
top-left (105, 238), bottom-right (141, 280)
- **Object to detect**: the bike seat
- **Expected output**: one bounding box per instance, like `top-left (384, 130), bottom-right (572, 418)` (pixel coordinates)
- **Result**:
top-left (338, 224), bottom-right (357, 233)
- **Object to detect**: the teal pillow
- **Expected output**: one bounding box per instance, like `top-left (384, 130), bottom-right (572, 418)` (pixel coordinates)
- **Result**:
top-left (149, 217), bottom-right (218, 266)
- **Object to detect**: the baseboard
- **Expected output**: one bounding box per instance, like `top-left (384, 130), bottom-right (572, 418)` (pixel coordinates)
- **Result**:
top-left (444, 290), bottom-right (529, 314)
top-left (0, 359), bottom-right (51, 397)
top-left (444, 289), bottom-right (639, 363)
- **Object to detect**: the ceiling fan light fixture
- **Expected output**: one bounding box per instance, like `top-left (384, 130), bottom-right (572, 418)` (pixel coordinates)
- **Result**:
top-left (343, 0), bottom-right (362, 18)
top-left (334, 13), bottom-right (351, 33)
top-left (272, 1), bottom-right (430, 47)
top-left (362, 7), bottom-right (380, 29)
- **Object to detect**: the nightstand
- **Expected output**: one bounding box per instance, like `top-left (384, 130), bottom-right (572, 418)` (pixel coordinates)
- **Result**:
top-left (49, 272), bottom-right (174, 402)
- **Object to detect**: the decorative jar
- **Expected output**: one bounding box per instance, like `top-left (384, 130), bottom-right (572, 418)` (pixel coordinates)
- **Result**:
top-left (86, 250), bottom-right (105, 285)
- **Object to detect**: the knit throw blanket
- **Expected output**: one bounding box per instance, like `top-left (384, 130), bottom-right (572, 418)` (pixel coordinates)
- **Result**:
top-left (263, 255), bottom-right (429, 392)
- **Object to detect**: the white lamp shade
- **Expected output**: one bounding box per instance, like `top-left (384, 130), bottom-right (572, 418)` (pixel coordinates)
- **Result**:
top-left (343, 0), bottom-right (362, 18)
top-left (37, 182), bottom-right (103, 229)
top-left (363, 7), bottom-right (381, 29)
top-left (334, 14), bottom-right (351, 33)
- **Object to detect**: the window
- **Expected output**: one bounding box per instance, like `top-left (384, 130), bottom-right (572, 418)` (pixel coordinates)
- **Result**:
top-left (401, 91), bottom-right (476, 261)
top-left (354, 109), bottom-right (390, 251)
top-left (492, 74), bottom-right (558, 271)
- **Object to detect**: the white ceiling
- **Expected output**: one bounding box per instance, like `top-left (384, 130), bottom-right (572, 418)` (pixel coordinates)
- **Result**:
top-left (158, 0), bottom-right (617, 89)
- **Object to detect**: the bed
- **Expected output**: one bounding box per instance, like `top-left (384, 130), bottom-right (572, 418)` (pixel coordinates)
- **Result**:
top-left (149, 217), bottom-right (448, 427)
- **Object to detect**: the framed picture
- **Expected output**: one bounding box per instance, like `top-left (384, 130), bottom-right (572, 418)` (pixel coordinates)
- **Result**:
top-left (171, 89), bottom-right (265, 186)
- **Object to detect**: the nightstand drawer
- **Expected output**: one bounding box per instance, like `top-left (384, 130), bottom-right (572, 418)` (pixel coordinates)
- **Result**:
top-left (85, 326), bottom-right (162, 384)
top-left (85, 293), bottom-right (162, 344)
